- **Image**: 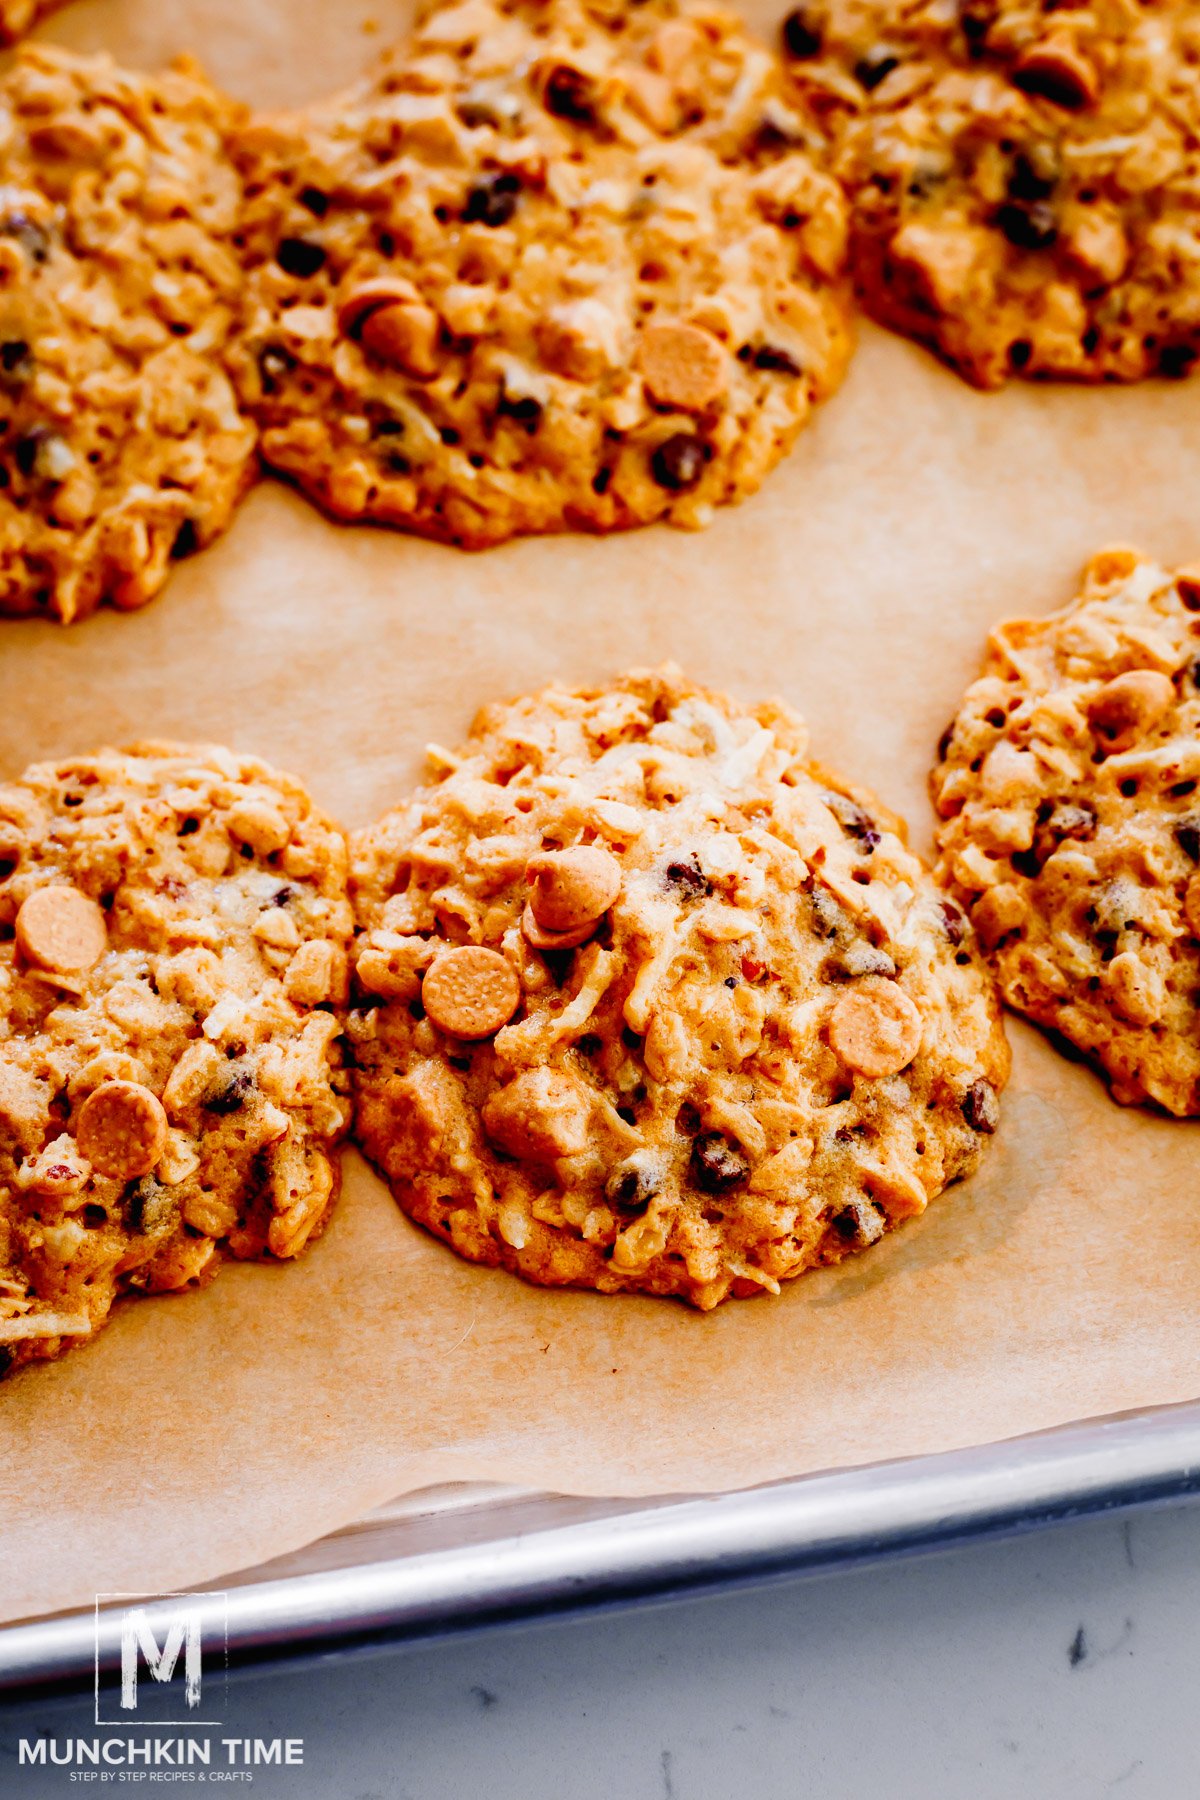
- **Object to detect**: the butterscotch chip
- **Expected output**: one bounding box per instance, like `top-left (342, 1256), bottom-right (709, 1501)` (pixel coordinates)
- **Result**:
top-left (350, 669), bottom-right (1007, 1310)
top-left (932, 550), bottom-right (1200, 1114)
top-left (359, 303), bottom-right (441, 379)
top-left (828, 982), bottom-right (923, 1078)
top-left (638, 322), bottom-right (728, 413)
top-left (227, 0), bottom-right (851, 548)
top-left (520, 903), bottom-right (599, 952)
top-left (801, 0), bottom-right (1200, 386)
top-left (0, 743), bottom-right (353, 1376)
top-left (421, 946), bottom-right (521, 1038)
top-left (1012, 33), bottom-right (1098, 110)
top-left (15, 886), bottom-right (107, 973)
top-left (335, 278), bottom-right (424, 337)
top-left (75, 1081), bottom-right (168, 1181)
top-left (527, 845), bottom-right (622, 933)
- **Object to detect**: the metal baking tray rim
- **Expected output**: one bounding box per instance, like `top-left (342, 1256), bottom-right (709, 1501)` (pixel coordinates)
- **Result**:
top-left (5, 1395), bottom-right (1200, 1692)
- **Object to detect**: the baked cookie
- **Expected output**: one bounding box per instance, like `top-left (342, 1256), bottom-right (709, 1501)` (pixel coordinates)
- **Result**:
top-left (0, 744), bottom-right (353, 1373)
top-left (227, 0), bottom-right (851, 547)
top-left (0, 0), bottom-right (65, 44)
top-left (781, 0), bottom-right (1200, 387)
top-left (0, 48), bottom-right (258, 622)
top-left (417, 0), bottom-right (824, 162)
top-left (350, 669), bottom-right (1008, 1309)
top-left (932, 548), bottom-right (1200, 1113)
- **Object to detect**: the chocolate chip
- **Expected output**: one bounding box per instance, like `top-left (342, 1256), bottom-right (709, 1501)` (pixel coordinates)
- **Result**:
top-left (0, 211), bottom-right (51, 265)
top-left (825, 794), bottom-right (881, 852)
top-left (257, 343), bottom-right (293, 393)
top-left (811, 886), bottom-right (849, 942)
top-left (273, 884), bottom-right (297, 905)
top-left (13, 432), bottom-right (40, 478)
top-left (205, 1065), bottom-right (256, 1114)
top-left (957, 0), bottom-right (995, 46)
top-left (781, 6), bottom-right (822, 57)
top-left (690, 1132), bottom-right (750, 1193)
top-left (1158, 343), bottom-right (1198, 380)
top-left (651, 433), bottom-right (705, 491)
top-left (497, 389), bottom-right (542, 433)
top-left (1012, 59), bottom-right (1091, 110)
top-left (961, 1078), bottom-right (999, 1134)
top-left (298, 186), bottom-right (330, 217)
top-left (1007, 145), bottom-right (1060, 202)
top-left (854, 49), bottom-right (900, 90)
top-left (124, 1176), bottom-right (175, 1234)
top-left (606, 1156), bottom-right (659, 1214)
top-left (1176, 818), bottom-right (1200, 862)
top-left (753, 344), bottom-right (803, 375)
top-left (275, 237), bottom-right (327, 278)
top-left (664, 854), bottom-right (709, 899)
top-left (543, 64), bottom-right (597, 125)
top-left (938, 898), bottom-right (967, 946)
top-left (831, 1206), bottom-right (863, 1241)
top-left (0, 340), bottom-right (31, 385)
top-left (461, 171), bottom-right (521, 227)
top-left (170, 519), bottom-right (198, 561)
top-left (995, 200), bottom-right (1058, 251)
top-left (1034, 802), bottom-right (1097, 865)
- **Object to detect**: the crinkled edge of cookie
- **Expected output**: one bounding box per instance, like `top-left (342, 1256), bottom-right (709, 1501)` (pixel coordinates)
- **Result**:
top-left (931, 546), bottom-right (1200, 1111)
top-left (0, 739), bottom-right (353, 1373)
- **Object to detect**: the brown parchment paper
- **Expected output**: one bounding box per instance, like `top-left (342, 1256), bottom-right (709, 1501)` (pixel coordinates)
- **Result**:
top-left (1, 0), bottom-right (1200, 1628)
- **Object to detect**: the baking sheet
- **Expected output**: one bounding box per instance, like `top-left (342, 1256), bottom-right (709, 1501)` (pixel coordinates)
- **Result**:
top-left (1, 0), bottom-right (1199, 1628)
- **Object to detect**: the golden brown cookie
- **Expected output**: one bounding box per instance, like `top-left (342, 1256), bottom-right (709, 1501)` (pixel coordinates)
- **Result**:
top-left (350, 668), bottom-right (1009, 1309)
top-left (0, 0), bottom-right (61, 43)
top-left (932, 548), bottom-right (1200, 1112)
top-left (0, 48), bottom-right (258, 622)
top-left (781, 0), bottom-right (1200, 386)
top-left (0, 744), bottom-right (353, 1373)
top-left (227, 0), bottom-right (851, 547)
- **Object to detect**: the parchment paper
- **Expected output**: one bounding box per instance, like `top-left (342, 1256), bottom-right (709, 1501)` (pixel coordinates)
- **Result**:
top-left (1, 0), bottom-right (1199, 1628)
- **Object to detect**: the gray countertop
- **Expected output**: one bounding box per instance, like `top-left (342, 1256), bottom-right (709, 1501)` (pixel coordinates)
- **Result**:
top-left (3, 1496), bottom-right (1197, 1799)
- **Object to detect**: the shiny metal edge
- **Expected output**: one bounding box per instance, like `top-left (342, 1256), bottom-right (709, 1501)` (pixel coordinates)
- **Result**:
top-left (5, 1400), bottom-right (1200, 1692)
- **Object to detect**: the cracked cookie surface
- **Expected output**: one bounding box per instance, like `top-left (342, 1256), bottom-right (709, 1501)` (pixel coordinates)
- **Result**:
top-left (782, 0), bottom-right (1200, 386)
top-left (932, 548), bottom-right (1200, 1113)
top-left (0, 743), bottom-right (353, 1373)
top-left (228, 0), bottom-right (851, 548)
top-left (0, 47), bottom-right (258, 622)
top-left (350, 668), bottom-right (1008, 1309)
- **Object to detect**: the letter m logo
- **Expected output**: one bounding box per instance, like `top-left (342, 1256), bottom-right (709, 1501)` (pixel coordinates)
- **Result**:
top-left (96, 1592), bottom-right (228, 1726)
top-left (121, 1603), bottom-right (202, 1710)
